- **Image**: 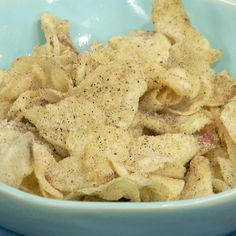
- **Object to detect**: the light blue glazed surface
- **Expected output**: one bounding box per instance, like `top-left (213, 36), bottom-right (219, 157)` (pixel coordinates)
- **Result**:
top-left (0, 0), bottom-right (236, 236)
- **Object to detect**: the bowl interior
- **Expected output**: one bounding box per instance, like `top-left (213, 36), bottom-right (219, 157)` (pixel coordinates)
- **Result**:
top-left (0, 0), bottom-right (236, 76)
top-left (0, 0), bottom-right (236, 207)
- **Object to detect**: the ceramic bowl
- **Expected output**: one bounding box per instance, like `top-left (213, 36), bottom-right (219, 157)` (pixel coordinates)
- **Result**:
top-left (0, 0), bottom-right (236, 236)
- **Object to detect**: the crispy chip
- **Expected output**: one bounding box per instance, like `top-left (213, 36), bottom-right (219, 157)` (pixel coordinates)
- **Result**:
top-left (221, 100), bottom-right (236, 143)
top-left (0, 72), bottom-right (37, 101)
top-left (67, 125), bottom-right (131, 161)
top-left (109, 33), bottom-right (171, 65)
top-left (46, 156), bottom-right (84, 192)
top-left (160, 67), bottom-right (200, 99)
top-left (47, 126), bottom-right (131, 192)
top-left (152, 0), bottom-right (220, 64)
top-left (207, 149), bottom-right (225, 180)
top-left (225, 133), bottom-right (236, 168)
top-left (66, 177), bottom-right (140, 202)
top-left (8, 89), bottom-right (64, 120)
top-left (181, 156), bottom-right (213, 199)
top-left (217, 157), bottom-right (236, 188)
top-left (135, 110), bottom-right (212, 135)
top-left (32, 142), bottom-right (63, 199)
top-left (156, 163), bottom-right (186, 179)
top-left (12, 56), bottom-right (73, 92)
top-left (139, 88), bottom-right (182, 113)
top-left (76, 43), bottom-right (116, 86)
top-left (207, 71), bottom-right (236, 107)
top-left (20, 173), bottom-right (42, 196)
top-left (24, 96), bottom-right (105, 149)
top-left (140, 175), bottom-right (184, 201)
top-left (0, 55), bottom-right (72, 102)
top-left (128, 134), bottom-right (200, 173)
top-left (212, 178), bottom-right (231, 193)
top-left (0, 101), bottom-right (11, 120)
top-left (166, 41), bottom-right (215, 115)
top-left (0, 124), bottom-right (33, 188)
top-left (34, 12), bottom-right (78, 80)
top-left (1, 1), bottom-right (235, 202)
top-left (71, 62), bottom-right (147, 129)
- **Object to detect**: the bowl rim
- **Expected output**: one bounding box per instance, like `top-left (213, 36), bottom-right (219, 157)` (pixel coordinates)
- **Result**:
top-left (1, 0), bottom-right (236, 212)
top-left (1, 183), bottom-right (236, 210)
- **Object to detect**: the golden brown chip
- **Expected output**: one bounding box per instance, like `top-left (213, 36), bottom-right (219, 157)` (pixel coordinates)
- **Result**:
top-left (181, 156), bottom-right (213, 199)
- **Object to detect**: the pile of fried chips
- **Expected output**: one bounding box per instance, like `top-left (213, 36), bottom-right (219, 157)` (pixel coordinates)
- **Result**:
top-left (1, 0), bottom-right (236, 202)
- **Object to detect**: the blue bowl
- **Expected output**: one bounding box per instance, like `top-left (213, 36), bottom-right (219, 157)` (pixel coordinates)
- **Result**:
top-left (0, 0), bottom-right (236, 236)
